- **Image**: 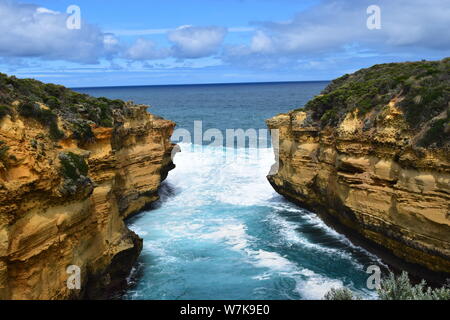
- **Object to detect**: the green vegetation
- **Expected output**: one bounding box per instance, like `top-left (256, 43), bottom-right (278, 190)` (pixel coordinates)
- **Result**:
top-left (17, 100), bottom-right (64, 140)
top-left (378, 272), bottom-right (450, 300)
top-left (0, 105), bottom-right (12, 119)
top-left (303, 58), bottom-right (450, 147)
top-left (323, 271), bottom-right (450, 300)
top-left (418, 114), bottom-right (450, 148)
top-left (71, 121), bottom-right (95, 143)
top-left (59, 152), bottom-right (89, 181)
top-left (324, 287), bottom-right (360, 300)
top-left (0, 140), bottom-right (9, 166)
top-left (0, 72), bottom-right (130, 142)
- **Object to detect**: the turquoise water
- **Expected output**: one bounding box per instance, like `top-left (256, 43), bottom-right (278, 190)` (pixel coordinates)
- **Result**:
top-left (76, 82), bottom-right (381, 300)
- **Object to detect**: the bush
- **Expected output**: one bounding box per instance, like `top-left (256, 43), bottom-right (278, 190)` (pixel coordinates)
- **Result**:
top-left (44, 95), bottom-right (61, 109)
top-left (71, 121), bottom-right (95, 143)
top-left (324, 287), bottom-right (360, 300)
top-left (59, 152), bottom-right (88, 181)
top-left (0, 105), bottom-right (12, 119)
top-left (0, 140), bottom-right (9, 165)
top-left (0, 72), bottom-right (135, 140)
top-left (323, 272), bottom-right (450, 300)
top-left (419, 117), bottom-right (449, 147)
top-left (18, 100), bottom-right (64, 140)
top-left (378, 272), bottom-right (450, 300)
top-left (304, 58), bottom-right (450, 135)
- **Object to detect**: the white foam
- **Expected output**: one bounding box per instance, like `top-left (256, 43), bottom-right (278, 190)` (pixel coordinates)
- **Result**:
top-left (168, 143), bottom-right (276, 207)
top-left (265, 211), bottom-right (365, 269)
top-left (131, 142), bottom-right (382, 299)
top-left (199, 222), bottom-right (252, 251)
top-left (244, 246), bottom-right (351, 300)
top-left (267, 201), bottom-right (387, 269)
top-left (249, 249), bottom-right (296, 271)
top-left (295, 273), bottom-right (344, 300)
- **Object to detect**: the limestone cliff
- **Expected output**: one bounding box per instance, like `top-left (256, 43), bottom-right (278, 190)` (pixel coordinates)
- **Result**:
top-left (0, 74), bottom-right (176, 299)
top-left (267, 58), bottom-right (450, 276)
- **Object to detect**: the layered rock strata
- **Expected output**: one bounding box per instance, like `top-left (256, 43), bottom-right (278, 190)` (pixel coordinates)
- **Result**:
top-left (0, 75), bottom-right (175, 299)
top-left (267, 59), bottom-right (450, 276)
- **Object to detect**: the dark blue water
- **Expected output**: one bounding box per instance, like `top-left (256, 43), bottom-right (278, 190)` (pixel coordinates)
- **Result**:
top-left (76, 82), bottom-right (380, 300)
top-left (76, 82), bottom-right (326, 139)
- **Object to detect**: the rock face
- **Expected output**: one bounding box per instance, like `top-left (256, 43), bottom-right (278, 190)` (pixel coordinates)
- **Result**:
top-left (0, 74), bottom-right (176, 299)
top-left (267, 59), bottom-right (450, 276)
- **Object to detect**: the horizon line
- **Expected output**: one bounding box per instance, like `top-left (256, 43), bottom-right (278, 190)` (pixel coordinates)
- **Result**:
top-left (71, 79), bottom-right (330, 90)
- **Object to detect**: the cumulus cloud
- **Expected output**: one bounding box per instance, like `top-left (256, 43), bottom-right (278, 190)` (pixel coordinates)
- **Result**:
top-left (225, 0), bottom-right (450, 67)
top-left (0, 0), bottom-right (118, 63)
top-left (0, 0), bottom-right (228, 64)
top-left (124, 38), bottom-right (172, 60)
top-left (123, 26), bottom-right (228, 61)
top-left (168, 25), bottom-right (227, 59)
top-left (1, 0), bottom-right (448, 72)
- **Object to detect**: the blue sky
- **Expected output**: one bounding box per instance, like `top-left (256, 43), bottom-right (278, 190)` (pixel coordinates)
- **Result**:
top-left (0, 0), bottom-right (449, 87)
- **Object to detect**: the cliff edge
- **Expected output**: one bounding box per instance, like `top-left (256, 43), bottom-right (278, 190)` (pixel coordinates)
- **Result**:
top-left (0, 74), bottom-right (176, 299)
top-left (267, 58), bottom-right (450, 276)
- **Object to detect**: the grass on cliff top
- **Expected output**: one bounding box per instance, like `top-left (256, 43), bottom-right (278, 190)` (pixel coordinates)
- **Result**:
top-left (303, 58), bottom-right (450, 147)
top-left (0, 73), bottom-right (130, 142)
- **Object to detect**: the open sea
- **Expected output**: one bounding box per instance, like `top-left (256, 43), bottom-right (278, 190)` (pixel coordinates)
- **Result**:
top-left (75, 82), bottom-right (381, 300)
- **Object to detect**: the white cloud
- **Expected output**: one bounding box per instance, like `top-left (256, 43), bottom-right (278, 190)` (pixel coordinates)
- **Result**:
top-left (250, 31), bottom-right (274, 53)
top-left (111, 28), bottom-right (170, 36)
top-left (1, 0), bottom-right (448, 72)
top-left (0, 1), bottom-right (230, 64)
top-left (168, 25), bottom-right (227, 59)
top-left (36, 7), bottom-right (58, 15)
top-left (125, 38), bottom-right (171, 60)
top-left (225, 0), bottom-right (450, 66)
top-left (0, 1), bottom-right (116, 63)
top-left (110, 26), bottom-right (253, 36)
top-left (126, 25), bottom-right (229, 60)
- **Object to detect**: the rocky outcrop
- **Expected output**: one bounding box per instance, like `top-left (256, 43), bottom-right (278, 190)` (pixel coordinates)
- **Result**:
top-left (267, 59), bottom-right (450, 276)
top-left (0, 75), bottom-right (176, 299)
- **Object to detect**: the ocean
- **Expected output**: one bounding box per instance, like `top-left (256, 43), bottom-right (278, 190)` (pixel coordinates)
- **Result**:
top-left (75, 82), bottom-right (381, 300)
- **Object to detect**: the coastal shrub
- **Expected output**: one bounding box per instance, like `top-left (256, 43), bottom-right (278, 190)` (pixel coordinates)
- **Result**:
top-left (44, 95), bottom-right (61, 109)
top-left (59, 152), bottom-right (89, 181)
top-left (0, 140), bottom-right (9, 165)
top-left (304, 59), bottom-right (450, 138)
top-left (0, 73), bottom-right (139, 142)
top-left (419, 117), bottom-right (449, 147)
top-left (49, 121), bottom-right (65, 140)
top-left (44, 83), bottom-right (65, 98)
top-left (320, 108), bottom-right (339, 126)
top-left (377, 272), bottom-right (450, 300)
top-left (18, 100), bottom-right (64, 140)
top-left (323, 287), bottom-right (360, 300)
top-left (0, 105), bottom-right (12, 119)
top-left (323, 271), bottom-right (450, 300)
top-left (71, 121), bottom-right (95, 143)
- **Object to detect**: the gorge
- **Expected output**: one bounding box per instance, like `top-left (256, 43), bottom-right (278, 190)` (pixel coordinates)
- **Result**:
top-left (0, 58), bottom-right (449, 300)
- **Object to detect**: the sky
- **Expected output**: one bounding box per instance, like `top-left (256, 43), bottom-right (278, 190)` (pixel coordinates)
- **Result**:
top-left (0, 0), bottom-right (449, 87)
